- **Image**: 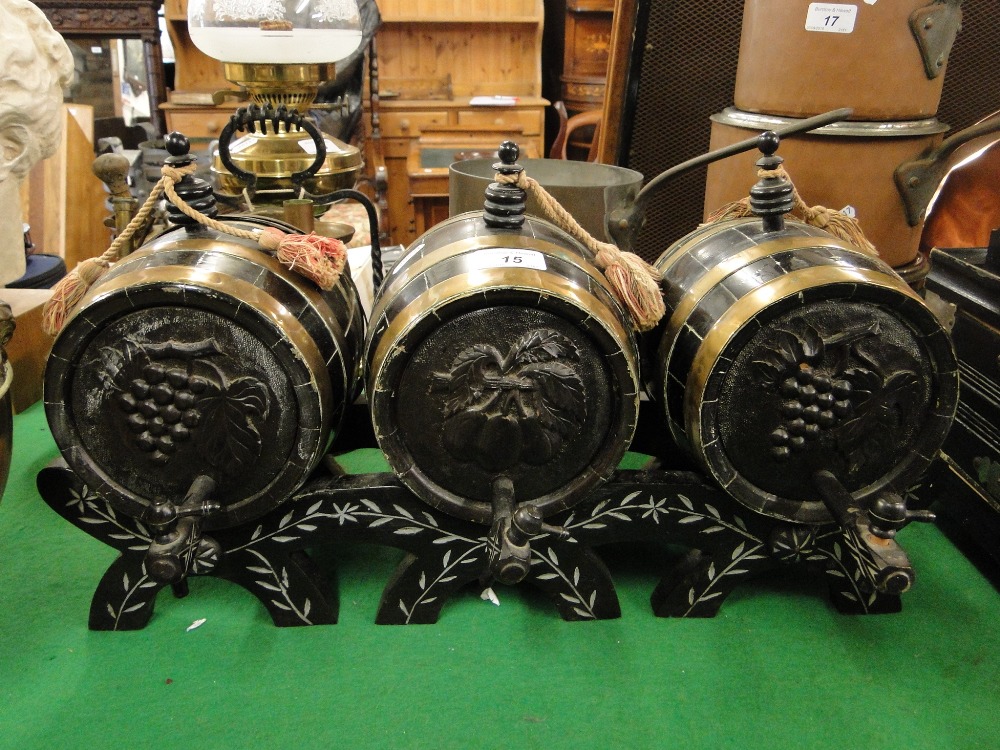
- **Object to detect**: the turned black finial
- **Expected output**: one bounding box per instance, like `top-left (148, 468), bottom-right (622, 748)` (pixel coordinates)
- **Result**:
top-left (483, 140), bottom-right (526, 230)
top-left (749, 130), bottom-right (794, 233)
top-left (163, 131), bottom-right (217, 226)
top-left (165, 131), bottom-right (190, 161)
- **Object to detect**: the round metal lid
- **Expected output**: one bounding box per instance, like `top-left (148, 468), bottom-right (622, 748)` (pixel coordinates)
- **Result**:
top-left (711, 107), bottom-right (950, 138)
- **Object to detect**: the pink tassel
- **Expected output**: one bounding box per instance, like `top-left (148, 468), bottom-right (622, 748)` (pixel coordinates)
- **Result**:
top-left (593, 247), bottom-right (666, 332)
top-left (42, 257), bottom-right (112, 336)
top-left (258, 228), bottom-right (347, 290)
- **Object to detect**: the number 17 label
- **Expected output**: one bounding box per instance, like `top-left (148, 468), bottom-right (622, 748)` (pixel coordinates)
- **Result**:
top-left (805, 3), bottom-right (858, 34)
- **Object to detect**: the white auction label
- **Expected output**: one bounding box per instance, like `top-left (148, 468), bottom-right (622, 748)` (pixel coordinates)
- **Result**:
top-left (805, 3), bottom-right (858, 33)
top-left (470, 248), bottom-right (546, 271)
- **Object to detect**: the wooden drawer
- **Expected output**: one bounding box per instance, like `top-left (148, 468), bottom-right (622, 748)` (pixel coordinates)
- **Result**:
top-left (383, 139), bottom-right (412, 159)
top-left (457, 108), bottom-right (541, 135)
top-left (164, 108), bottom-right (232, 140)
top-left (564, 5), bottom-right (614, 79)
top-left (380, 110), bottom-right (452, 138)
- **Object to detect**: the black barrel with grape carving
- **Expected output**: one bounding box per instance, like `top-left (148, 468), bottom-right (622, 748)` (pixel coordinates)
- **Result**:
top-left (650, 216), bottom-right (958, 524)
top-left (365, 210), bottom-right (641, 525)
top-left (44, 215), bottom-right (365, 529)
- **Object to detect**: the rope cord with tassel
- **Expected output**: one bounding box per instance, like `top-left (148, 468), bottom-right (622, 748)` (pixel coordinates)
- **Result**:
top-left (41, 162), bottom-right (194, 336)
top-left (494, 170), bottom-right (665, 332)
top-left (704, 164), bottom-right (879, 257)
top-left (43, 163), bottom-right (347, 336)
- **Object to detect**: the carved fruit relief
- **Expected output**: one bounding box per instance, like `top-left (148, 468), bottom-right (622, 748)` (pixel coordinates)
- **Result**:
top-left (431, 330), bottom-right (587, 473)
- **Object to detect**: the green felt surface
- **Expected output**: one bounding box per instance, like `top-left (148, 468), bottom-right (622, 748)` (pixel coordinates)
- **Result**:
top-left (1, 401), bottom-right (998, 749)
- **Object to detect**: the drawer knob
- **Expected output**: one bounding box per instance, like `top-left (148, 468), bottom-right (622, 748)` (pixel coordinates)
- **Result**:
top-left (400, 118), bottom-right (411, 131)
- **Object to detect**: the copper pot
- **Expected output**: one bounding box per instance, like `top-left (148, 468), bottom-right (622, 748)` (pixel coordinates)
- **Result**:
top-left (704, 108), bottom-right (1000, 268)
top-left (734, 0), bottom-right (963, 121)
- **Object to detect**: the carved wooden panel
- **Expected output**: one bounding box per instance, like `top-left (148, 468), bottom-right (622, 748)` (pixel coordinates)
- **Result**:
top-left (35, 0), bottom-right (167, 133)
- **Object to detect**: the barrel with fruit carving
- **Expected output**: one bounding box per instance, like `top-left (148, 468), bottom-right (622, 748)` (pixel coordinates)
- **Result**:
top-left (44, 215), bottom-right (365, 529)
top-left (366, 211), bottom-right (641, 524)
top-left (650, 216), bottom-right (958, 523)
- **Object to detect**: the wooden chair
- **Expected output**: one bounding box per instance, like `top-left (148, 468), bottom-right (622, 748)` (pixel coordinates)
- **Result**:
top-left (550, 101), bottom-right (603, 162)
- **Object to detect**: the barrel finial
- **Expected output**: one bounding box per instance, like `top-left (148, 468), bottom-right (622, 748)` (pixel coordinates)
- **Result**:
top-left (749, 131), bottom-right (794, 232)
top-left (163, 131), bottom-right (218, 226)
top-left (484, 140), bottom-right (527, 230)
top-left (165, 131), bottom-right (190, 160)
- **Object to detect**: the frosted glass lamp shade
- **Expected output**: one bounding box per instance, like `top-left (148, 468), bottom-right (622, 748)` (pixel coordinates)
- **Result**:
top-left (187, 0), bottom-right (363, 64)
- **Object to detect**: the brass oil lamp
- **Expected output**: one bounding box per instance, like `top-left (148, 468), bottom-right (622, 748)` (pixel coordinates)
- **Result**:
top-left (187, 0), bottom-right (365, 205)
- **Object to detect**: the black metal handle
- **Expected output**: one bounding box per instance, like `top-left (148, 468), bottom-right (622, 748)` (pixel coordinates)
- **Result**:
top-left (867, 496), bottom-right (936, 539)
top-left (485, 476), bottom-right (569, 585)
top-left (217, 103), bottom-right (327, 197)
top-left (812, 470), bottom-right (916, 594)
top-left (308, 187), bottom-right (384, 289)
top-left (609, 107), bottom-right (854, 252)
top-left (143, 475), bottom-right (219, 530)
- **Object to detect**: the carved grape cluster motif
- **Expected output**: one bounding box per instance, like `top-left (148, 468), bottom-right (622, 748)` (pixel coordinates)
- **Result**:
top-left (752, 320), bottom-right (921, 467)
top-left (116, 363), bottom-right (207, 464)
top-left (97, 337), bottom-right (272, 473)
top-left (770, 364), bottom-right (854, 460)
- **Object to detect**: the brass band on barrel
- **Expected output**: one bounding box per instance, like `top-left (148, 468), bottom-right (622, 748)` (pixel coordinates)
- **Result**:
top-left (653, 218), bottom-right (748, 278)
top-left (141, 234), bottom-right (364, 371)
top-left (114, 233), bottom-right (348, 332)
top-left (684, 265), bottom-right (919, 459)
top-left (81, 266), bottom-right (335, 430)
top-left (661, 235), bottom-right (856, 354)
top-left (370, 267), bottom-right (636, 397)
top-left (87, 244), bottom-right (356, 392)
top-left (369, 234), bottom-right (613, 326)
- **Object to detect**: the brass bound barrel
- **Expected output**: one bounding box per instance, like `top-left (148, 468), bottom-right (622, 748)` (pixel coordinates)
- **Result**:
top-left (44, 216), bottom-right (365, 528)
top-left (366, 212), bottom-right (641, 524)
top-left (651, 217), bottom-right (958, 523)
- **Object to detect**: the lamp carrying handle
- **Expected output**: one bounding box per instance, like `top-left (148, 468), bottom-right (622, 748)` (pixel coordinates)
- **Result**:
top-left (216, 103), bottom-right (328, 197)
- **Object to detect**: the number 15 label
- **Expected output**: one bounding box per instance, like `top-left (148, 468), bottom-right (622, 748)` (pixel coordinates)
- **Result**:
top-left (805, 3), bottom-right (858, 34)
top-left (470, 248), bottom-right (547, 271)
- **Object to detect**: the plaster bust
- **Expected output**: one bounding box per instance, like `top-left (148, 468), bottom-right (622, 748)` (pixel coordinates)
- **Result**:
top-left (0, 0), bottom-right (74, 286)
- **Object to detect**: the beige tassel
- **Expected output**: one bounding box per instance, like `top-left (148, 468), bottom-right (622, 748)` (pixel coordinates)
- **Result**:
top-left (42, 163), bottom-right (195, 336)
top-left (704, 165), bottom-right (879, 257)
top-left (496, 170), bottom-right (665, 332)
top-left (42, 257), bottom-right (113, 336)
top-left (43, 157), bottom-right (352, 336)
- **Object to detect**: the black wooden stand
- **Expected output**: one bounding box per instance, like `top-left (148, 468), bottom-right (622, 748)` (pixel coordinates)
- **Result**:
top-left (36, 460), bottom-right (914, 631)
